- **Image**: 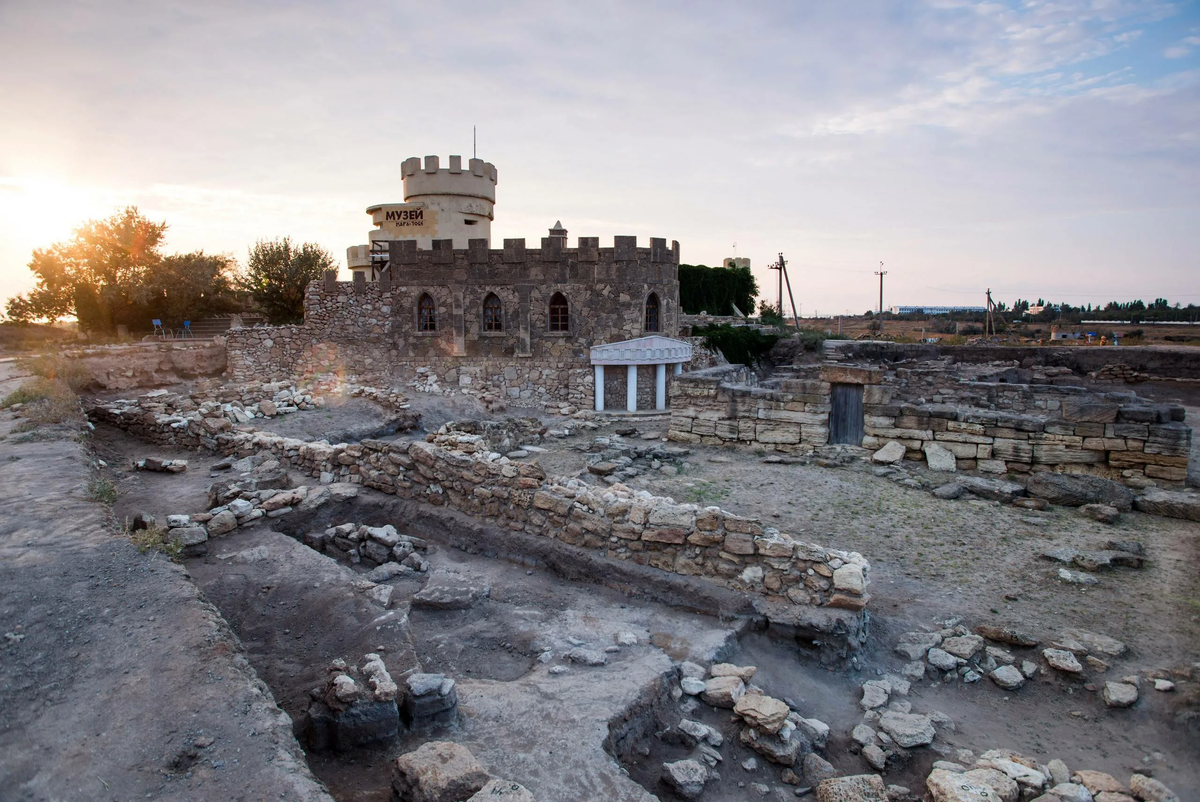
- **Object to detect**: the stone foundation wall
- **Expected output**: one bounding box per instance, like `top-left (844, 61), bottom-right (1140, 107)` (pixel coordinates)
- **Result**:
top-left (51, 341), bottom-right (228, 391)
top-left (87, 397), bottom-right (872, 628)
top-left (668, 365), bottom-right (1192, 485)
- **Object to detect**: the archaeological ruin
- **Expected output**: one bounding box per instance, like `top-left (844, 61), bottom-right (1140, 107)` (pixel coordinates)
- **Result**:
top-left (3, 157), bottom-right (1198, 802)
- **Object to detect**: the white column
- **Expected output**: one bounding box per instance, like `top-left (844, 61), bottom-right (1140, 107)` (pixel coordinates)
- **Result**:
top-left (626, 364), bottom-right (637, 412)
top-left (655, 363), bottom-right (667, 410)
top-left (593, 365), bottom-right (605, 412)
top-left (674, 362), bottom-right (683, 375)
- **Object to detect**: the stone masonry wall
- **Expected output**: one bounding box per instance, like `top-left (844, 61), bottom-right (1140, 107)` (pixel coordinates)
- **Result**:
top-left (669, 365), bottom-right (1192, 485)
top-left (87, 395), bottom-right (872, 631)
top-left (226, 237), bottom-right (688, 410)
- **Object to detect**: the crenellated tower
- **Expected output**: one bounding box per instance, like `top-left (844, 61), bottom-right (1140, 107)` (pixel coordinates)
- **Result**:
top-left (348, 155), bottom-right (498, 280)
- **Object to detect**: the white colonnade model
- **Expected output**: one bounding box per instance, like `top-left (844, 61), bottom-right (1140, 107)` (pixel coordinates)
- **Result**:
top-left (589, 336), bottom-right (694, 413)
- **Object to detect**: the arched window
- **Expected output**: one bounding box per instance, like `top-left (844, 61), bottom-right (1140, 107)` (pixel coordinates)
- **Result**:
top-left (417, 293), bottom-right (437, 332)
top-left (548, 292), bottom-right (569, 332)
top-left (644, 292), bottom-right (660, 332)
top-left (482, 293), bottom-right (503, 332)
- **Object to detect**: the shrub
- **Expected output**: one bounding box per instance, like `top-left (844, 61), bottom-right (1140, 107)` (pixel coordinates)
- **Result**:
top-left (19, 354), bottom-right (92, 391)
top-left (693, 324), bottom-right (779, 366)
top-left (128, 521), bottom-right (183, 560)
top-left (87, 475), bottom-right (118, 505)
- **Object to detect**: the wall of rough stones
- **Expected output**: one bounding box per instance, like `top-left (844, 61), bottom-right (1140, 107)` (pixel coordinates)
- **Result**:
top-left (226, 237), bottom-right (693, 410)
top-left (668, 363), bottom-right (1192, 485)
top-left (87, 395), bottom-right (872, 630)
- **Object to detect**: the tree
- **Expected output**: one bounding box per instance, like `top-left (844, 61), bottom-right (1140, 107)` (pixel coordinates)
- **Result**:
top-left (145, 251), bottom-right (242, 327)
top-left (5, 207), bottom-right (168, 330)
top-left (678, 263), bottom-right (758, 316)
top-left (241, 238), bottom-right (336, 324)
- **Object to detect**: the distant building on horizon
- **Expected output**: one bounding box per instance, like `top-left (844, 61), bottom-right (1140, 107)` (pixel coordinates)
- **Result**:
top-left (889, 305), bottom-right (987, 315)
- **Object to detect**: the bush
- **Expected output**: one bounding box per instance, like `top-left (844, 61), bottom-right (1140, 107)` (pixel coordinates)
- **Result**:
top-left (127, 521), bottom-right (183, 559)
top-left (693, 324), bottom-right (779, 366)
top-left (87, 475), bottom-right (119, 504)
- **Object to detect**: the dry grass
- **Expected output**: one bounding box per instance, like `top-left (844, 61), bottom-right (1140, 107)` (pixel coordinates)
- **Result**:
top-left (19, 354), bottom-right (93, 391)
top-left (2, 376), bottom-right (85, 429)
top-left (127, 521), bottom-right (184, 560)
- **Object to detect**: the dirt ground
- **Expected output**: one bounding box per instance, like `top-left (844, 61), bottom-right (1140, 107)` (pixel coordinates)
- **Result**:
top-left (78, 383), bottom-right (1200, 800)
top-left (0, 362), bottom-right (331, 801)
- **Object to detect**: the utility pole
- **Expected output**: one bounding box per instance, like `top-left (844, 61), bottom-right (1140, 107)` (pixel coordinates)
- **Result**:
top-left (768, 253), bottom-right (800, 328)
top-left (985, 288), bottom-right (995, 337)
top-left (874, 262), bottom-right (887, 314)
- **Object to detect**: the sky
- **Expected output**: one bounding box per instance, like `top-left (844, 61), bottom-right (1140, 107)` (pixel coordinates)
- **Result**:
top-left (0, 0), bottom-right (1198, 318)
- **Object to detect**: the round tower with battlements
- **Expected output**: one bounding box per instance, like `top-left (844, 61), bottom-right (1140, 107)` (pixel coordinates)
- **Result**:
top-left (348, 155), bottom-right (498, 279)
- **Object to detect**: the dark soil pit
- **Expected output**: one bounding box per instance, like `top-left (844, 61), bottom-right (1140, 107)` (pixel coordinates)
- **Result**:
top-left (408, 605), bottom-right (541, 681)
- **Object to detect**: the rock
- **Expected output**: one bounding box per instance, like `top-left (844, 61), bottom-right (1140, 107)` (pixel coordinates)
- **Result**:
top-left (927, 768), bottom-right (995, 802)
top-left (367, 585), bottom-right (393, 608)
top-left (466, 779), bottom-right (535, 801)
top-left (816, 774), bottom-right (889, 802)
top-left (616, 631), bottom-right (639, 646)
top-left (1027, 473), bottom-right (1134, 511)
top-left (368, 562), bottom-right (415, 582)
top-left (927, 648), bottom-right (964, 671)
top-left (391, 741), bottom-right (489, 802)
top-left (206, 510), bottom-right (238, 536)
top-left (989, 665), bottom-right (1025, 690)
top-left (852, 724), bottom-right (877, 747)
top-left (587, 461), bottom-right (618, 476)
top-left (1041, 759), bottom-right (1069, 786)
top-left (1154, 678), bottom-right (1175, 692)
top-left (739, 725), bottom-right (807, 767)
top-left (1086, 655), bottom-right (1110, 672)
top-left (1102, 681), bottom-right (1138, 707)
top-left (901, 661), bottom-right (926, 680)
top-left (1043, 648), bottom-right (1084, 673)
top-left (1058, 568), bottom-right (1100, 585)
top-left (1073, 771), bottom-right (1126, 795)
top-left (860, 680), bottom-right (890, 710)
top-left (1080, 503), bottom-right (1120, 524)
top-left (1133, 489), bottom-right (1200, 522)
top-left (735, 694), bottom-right (791, 734)
top-left (1049, 783), bottom-right (1097, 802)
top-left (1104, 539), bottom-right (1145, 556)
top-left (933, 483), bottom-right (965, 500)
top-left (862, 744), bottom-right (887, 771)
top-left (796, 717), bottom-right (830, 750)
top-left (412, 577), bottom-right (490, 610)
top-left (833, 563), bottom-right (866, 594)
top-left (941, 635), bottom-right (984, 660)
top-left (680, 677), bottom-right (706, 695)
top-left (711, 663), bottom-right (757, 681)
top-left (679, 661), bottom-right (706, 679)
top-left (678, 718), bottom-right (723, 748)
top-left (873, 442), bottom-right (906, 464)
top-left (956, 475), bottom-right (1026, 503)
top-left (964, 769), bottom-right (1018, 802)
top-left (1128, 773), bottom-right (1180, 802)
top-left (565, 648), bottom-right (607, 667)
top-left (742, 756), bottom-right (759, 771)
top-left (1060, 629), bottom-right (1127, 657)
top-left (661, 759), bottom-right (710, 799)
top-left (803, 753), bottom-right (839, 786)
top-left (886, 785), bottom-right (912, 802)
top-left (701, 675), bottom-right (745, 708)
top-left (168, 525), bottom-right (208, 547)
top-left (924, 443), bottom-right (957, 472)
top-left (878, 712), bottom-right (934, 748)
top-left (895, 632), bottom-right (942, 660)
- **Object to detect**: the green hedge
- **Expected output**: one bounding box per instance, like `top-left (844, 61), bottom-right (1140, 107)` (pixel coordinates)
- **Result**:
top-left (678, 264), bottom-right (758, 316)
top-left (693, 324), bottom-right (779, 366)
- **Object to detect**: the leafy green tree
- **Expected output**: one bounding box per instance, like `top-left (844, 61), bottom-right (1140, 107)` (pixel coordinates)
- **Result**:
top-left (145, 251), bottom-right (242, 327)
top-left (678, 263), bottom-right (758, 316)
top-left (240, 238), bottom-right (336, 324)
top-left (5, 207), bottom-right (168, 330)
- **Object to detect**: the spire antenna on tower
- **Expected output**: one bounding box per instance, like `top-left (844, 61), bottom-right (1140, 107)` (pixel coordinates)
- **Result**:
top-left (473, 125), bottom-right (476, 159)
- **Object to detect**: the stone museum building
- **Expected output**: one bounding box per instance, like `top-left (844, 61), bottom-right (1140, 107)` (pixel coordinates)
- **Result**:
top-left (227, 155), bottom-right (693, 411)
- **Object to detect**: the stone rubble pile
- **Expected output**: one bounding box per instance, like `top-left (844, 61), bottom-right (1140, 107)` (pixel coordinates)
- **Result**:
top-left (662, 660), bottom-right (839, 800)
top-left (583, 435), bottom-right (693, 482)
top-left (305, 653), bottom-right (400, 751)
top-left (924, 747), bottom-right (1181, 802)
top-left (391, 740), bottom-right (535, 802)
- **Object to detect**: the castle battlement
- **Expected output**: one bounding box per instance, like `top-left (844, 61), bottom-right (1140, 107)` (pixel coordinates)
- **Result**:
top-left (382, 235), bottom-right (681, 266)
top-left (401, 155), bottom-right (497, 202)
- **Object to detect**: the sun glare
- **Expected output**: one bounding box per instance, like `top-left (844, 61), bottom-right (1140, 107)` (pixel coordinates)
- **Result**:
top-left (0, 176), bottom-right (112, 250)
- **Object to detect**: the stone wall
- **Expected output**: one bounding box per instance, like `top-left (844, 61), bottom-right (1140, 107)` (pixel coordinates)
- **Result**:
top-left (668, 364), bottom-right (1192, 485)
top-left (226, 237), bottom-right (690, 409)
top-left (87, 395), bottom-right (872, 635)
top-left (50, 341), bottom-right (227, 391)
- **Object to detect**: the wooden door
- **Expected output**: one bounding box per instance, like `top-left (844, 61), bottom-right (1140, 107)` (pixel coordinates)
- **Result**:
top-left (829, 383), bottom-right (865, 445)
